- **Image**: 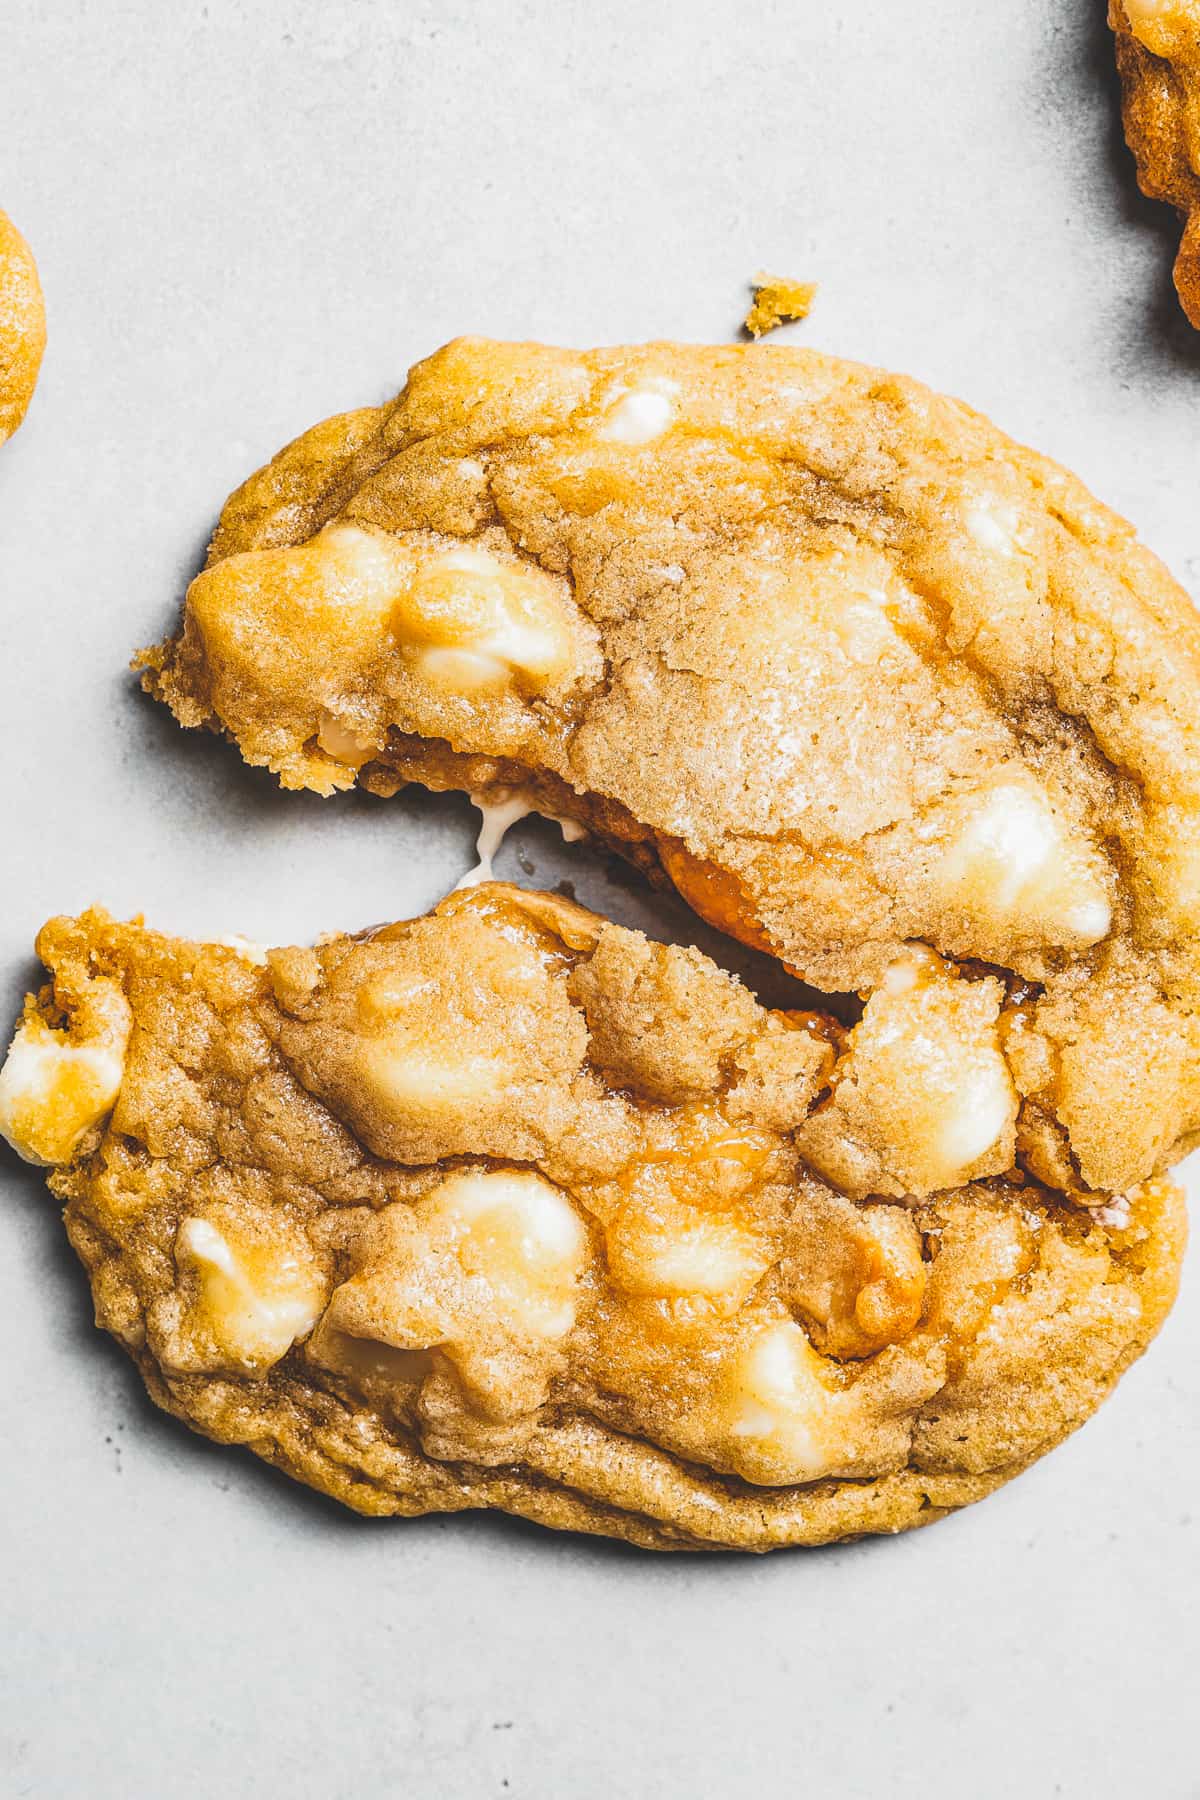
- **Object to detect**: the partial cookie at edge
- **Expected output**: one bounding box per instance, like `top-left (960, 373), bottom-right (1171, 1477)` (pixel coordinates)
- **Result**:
top-left (1111, 0), bottom-right (1200, 326)
top-left (0, 209), bottom-right (46, 443)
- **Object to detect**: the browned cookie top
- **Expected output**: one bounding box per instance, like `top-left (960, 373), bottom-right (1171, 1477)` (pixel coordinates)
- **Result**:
top-left (0, 888), bottom-right (1185, 1549)
top-left (143, 339), bottom-right (1200, 1201)
top-left (1111, 0), bottom-right (1200, 326)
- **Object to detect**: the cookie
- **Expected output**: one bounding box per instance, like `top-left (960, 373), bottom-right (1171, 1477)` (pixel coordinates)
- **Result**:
top-left (0, 887), bottom-right (1183, 1549)
top-left (142, 338), bottom-right (1200, 1206)
top-left (0, 208), bottom-right (46, 444)
top-left (1111, 0), bottom-right (1200, 327)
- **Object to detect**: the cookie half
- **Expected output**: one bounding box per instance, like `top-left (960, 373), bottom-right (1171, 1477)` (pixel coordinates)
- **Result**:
top-left (142, 338), bottom-right (1200, 1203)
top-left (1111, 0), bottom-right (1200, 326)
top-left (0, 887), bottom-right (1185, 1549)
top-left (0, 208), bottom-right (45, 443)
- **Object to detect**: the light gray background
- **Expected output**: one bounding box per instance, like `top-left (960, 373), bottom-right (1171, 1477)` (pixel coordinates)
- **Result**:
top-left (2, 2), bottom-right (1198, 1795)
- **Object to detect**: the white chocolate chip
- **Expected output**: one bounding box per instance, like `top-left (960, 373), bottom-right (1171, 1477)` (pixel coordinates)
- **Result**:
top-left (432, 550), bottom-right (565, 669)
top-left (427, 1168), bottom-right (588, 1341)
top-left (398, 542), bottom-right (576, 693)
top-left (322, 521), bottom-right (418, 603)
top-left (933, 1054), bottom-right (1018, 1172)
top-left (415, 646), bottom-right (512, 691)
top-left (179, 1216), bottom-right (238, 1277)
top-left (721, 1320), bottom-right (834, 1481)
top-left (312, 1170), bottom-right (590, 1434)
top-left (597, 380), bottom-right (680, 445)
top-left (797, 955), bottom-right (1018, 1198)
top-left (0, 983), bottom-right (131, 1167)
top-left (362, 1035), bottom-right (508, 1115)
top-left (673, 1307), bottom-right (933, 1487)
top-left (1063, 897), bottom-right (1115, 940)
top-left (881, 955), bottom-right (921, 997)
top-left (608, 1211), bottom-right (767, 1303)
top-left (966, 500), bottom-right (1023, 556)
top-left (953, 783), bottom-right (1057, 886)
top-left (934, 780), bottom-right (1112, 949)
top-left (176, 1215), bottom-right (326, 1372)
top-left (209, 934), bottom-right (269, 966)
top-left (316, 710), bottom-right (380, 767)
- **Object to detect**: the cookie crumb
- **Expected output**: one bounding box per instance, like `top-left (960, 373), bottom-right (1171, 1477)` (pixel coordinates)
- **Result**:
top-left (743, 273), bottom-right (817, 338)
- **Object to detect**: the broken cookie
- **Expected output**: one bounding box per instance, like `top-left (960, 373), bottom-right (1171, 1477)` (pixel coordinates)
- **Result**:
top-left (141, 338), bottom-right (1200, 1205)
top-left (0, 886), bottom-right (1185, 1549)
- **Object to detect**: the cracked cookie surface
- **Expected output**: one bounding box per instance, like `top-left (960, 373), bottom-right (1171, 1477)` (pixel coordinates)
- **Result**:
top-left (143, 338), bottom-right (1200, 1204)
top-left (0, 886), bottom-right (1185, 1549)
top-left (0, 209), bottom-right (45, 444)
top-left (1111, 0), bottom-right (1200, 326)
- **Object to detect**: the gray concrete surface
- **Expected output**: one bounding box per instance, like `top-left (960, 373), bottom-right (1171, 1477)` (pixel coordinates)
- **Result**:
top-left (1, 2), bottom-right (1197, 1795)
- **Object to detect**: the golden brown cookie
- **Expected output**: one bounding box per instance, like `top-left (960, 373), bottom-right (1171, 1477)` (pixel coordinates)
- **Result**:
top-left (1111, 0), bottom-right (1200, 327)
top-left (142, 338), bottom-right (1200, 1206)
top-left (0, 208), bottom-right (46, 443)
top-left (0, 887), bottom-right (1184, 1549)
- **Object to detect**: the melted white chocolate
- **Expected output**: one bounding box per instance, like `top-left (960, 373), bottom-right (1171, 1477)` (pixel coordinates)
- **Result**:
top-left (454, 789), bottom-right (588, 889)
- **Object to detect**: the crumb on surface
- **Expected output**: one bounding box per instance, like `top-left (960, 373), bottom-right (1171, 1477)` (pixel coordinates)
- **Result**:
top-left (743, 273), bottom-right (817, 338)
